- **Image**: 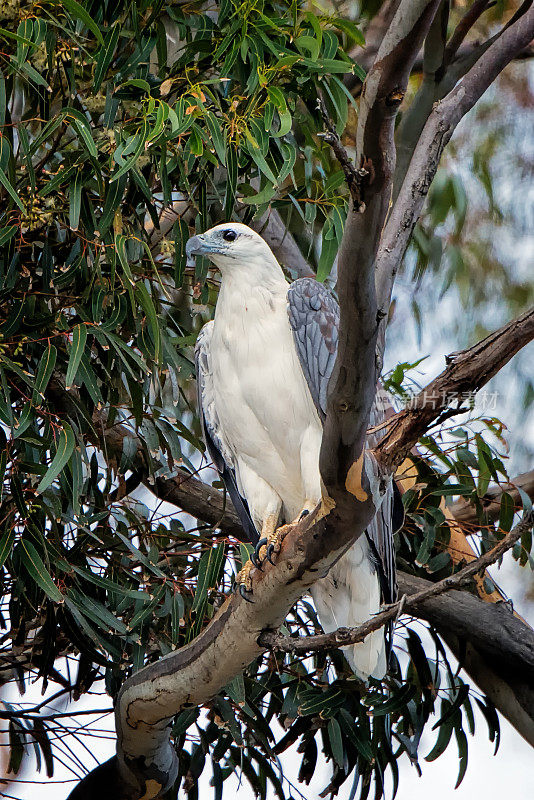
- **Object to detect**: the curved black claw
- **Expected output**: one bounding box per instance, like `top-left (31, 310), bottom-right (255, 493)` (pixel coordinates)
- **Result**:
top-left (250, 553), bottom-right (262, 569)
top-left (299, 509), bottom-right (310, 520)
top-left (239, 584), bottom-right (254, 603)
top-left (266, 543), bottom-right (276, 564)
top-left (252, 538), bottom-right (267, 567)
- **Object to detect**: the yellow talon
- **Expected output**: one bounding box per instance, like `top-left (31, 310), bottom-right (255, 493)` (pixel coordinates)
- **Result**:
top-left (264, 521), bottom-right (295, 563)
top-left (235, 559), bottom-right (254, 597)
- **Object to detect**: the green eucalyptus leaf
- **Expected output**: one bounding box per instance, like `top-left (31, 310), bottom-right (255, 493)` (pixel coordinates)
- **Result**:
top-left (19, 541), bottom-right (63, 602)
top-left (66, 324), bottom-right (88, 389)
top-left (0, 167), bottom-right (25, 212)
top-left (93, 23), bottom-right (120, 92)
top-left (36, 424), bottom-right (76, 494)
top-left (0, 529), bottom-right (15, 569)
top-left (69, 170), bottom-right (82, 230)
top-left (60, 0), bottom-right (104, 44)
top-left (33, 345), bottom-right (57, 403)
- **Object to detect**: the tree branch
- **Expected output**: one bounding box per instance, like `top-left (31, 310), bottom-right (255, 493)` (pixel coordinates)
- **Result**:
top-left (375, 5), bottom-right (534, 317)
top-left (153, 473), bottom-right (245, 538)
top-left (375, 307), bottom-right (534, 472)
top-left (259, 511), bottom-right (533, 655)
top-left (321, 0), bottom-right (442, 504)
top-left (251, 209), bottom-right (315, 278)
top-left (146, 200), bottom-right (314, 280)
top-left (344, 0), bottom-right (402, 92)
top-left (155, 464), bottom-right (534, 550)
top-left (442, 0), bottom-right (494, 67)
top-left (69, 505), bottom-right (534, 800)
top-left (317, 98), bottom-right (367, 208)
top-left (392, 0), bottom-right (450, 201)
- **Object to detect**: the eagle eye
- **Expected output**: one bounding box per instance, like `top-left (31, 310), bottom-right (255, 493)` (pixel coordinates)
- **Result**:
top-left (222, 229), bottom-right (237, 242)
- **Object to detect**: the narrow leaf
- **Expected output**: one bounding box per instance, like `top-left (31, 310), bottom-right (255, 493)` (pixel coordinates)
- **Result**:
top-left (327, 718), bottom-right (344, 769)
top-left (33, 344), bottom-right (57, 402)
top-left (60, 0), bottom-right (104, 44)
top-left (19, 541), bottom-right (63, 601)
top-left (69, 170), bottom-right (82, 230)
top-left (0, 529), bottom-right (15, 569)
top-left (93, 23), bottom-right (120, 92)
top-left (36, 424), bottom-right (76, 494)
top-left (0, 166), bottom-right (25, 212)
top-left (0, 225), bottom-right (16, 246)
top-left (66, 324), bottom-right (87, 389)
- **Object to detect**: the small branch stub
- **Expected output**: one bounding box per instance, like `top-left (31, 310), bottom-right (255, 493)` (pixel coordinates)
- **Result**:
top-left (317, 97), bottom-right (369, 211)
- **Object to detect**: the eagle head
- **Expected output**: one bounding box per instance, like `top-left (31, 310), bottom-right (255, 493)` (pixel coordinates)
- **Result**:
top-left (186, 223), bottom-right (280, 274)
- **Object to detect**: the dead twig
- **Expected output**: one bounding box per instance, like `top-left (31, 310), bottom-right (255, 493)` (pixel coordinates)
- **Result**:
top-left (316, 97), bottom-right (368, 211)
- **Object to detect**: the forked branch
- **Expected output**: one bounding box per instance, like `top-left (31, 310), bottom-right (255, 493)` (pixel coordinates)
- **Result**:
top-left (375, 4), bottom-right (534, 316)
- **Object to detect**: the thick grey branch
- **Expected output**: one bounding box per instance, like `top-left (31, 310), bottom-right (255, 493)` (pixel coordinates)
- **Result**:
top-left (321, 0), bottom-right (442, 501)
top-left (146, 201), bottom-right (313, 280)
top-left (153, 465), bottom-right (534, 538)
top-left (252, 209), bottom-right (315, 279)
top-left (344, 0), bottom-right (402, 93)
top-left (392, 0), bottom-right (449, 201)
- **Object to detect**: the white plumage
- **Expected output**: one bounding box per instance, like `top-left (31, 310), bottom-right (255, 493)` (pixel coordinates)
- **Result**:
top-left (189, 223), bottom-right (394, 680)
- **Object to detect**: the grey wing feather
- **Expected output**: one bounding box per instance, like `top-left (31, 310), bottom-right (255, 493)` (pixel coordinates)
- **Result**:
top-left (195, 323), bottom-right (259, 546)
top-left (287, 278), bottom-right (339, 419)
top-left (287, 279), bottom-right (399, 612)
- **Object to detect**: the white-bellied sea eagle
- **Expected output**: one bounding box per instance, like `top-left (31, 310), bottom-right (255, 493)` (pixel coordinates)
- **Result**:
top-left (187, 222), bottom-right (398, 680)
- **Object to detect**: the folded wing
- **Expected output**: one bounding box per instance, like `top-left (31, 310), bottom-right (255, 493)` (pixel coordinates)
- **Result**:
top-left (287, 278), bottom-right (398, 614)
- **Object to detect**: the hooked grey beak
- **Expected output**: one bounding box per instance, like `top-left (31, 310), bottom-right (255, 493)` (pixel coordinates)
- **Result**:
top-left (185, 233), bottom-right (225, 268)
top-left (185, 234), bottom-right (205, 268)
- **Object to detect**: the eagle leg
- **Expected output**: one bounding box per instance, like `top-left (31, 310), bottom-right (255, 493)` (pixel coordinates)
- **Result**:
top-left (235, 560), bottom-right (254, 602)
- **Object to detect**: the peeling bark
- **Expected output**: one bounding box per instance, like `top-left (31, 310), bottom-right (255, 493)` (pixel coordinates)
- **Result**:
top-left (322, 0), bottom-right (442, 504)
